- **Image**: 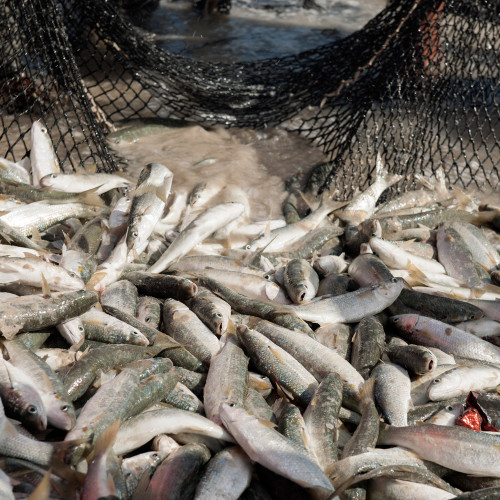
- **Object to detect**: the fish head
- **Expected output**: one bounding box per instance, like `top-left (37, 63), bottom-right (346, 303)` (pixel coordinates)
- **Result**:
top-left (126, 217), bottom-right (141, 251)
top-left (128, 329), bottom-right (150, 346)
top-left (219, 402), bottom-right (254, 427)
top-left (5, 385), bottom-right (47, 431)
top-left (46, 397), bottom-right (76, 431)
top-left (374, 277), bottom-right (404, 300)
top-left (39, 173), bottom-right (58, 188)
top-left (426, 370), bottom-right (462, 401)
top-left (390, 314), bottom-right (420, 334)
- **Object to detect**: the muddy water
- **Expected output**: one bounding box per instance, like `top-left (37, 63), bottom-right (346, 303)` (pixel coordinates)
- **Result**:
top-left (112, 123), bottom-right (327, 221)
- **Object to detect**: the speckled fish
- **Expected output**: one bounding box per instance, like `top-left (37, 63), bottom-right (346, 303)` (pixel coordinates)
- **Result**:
top-left (0, 255), bottom-right (84, 291)
top-left (203, 333), bottom-right (248, 426)
top-left (391, 314), bottom-right (500, 364)
top-left (136, 295), bottom-right (162, 328)
top-left (334, 155), bottom-right (402, 225)
top-left (248, 317), bottom-right (364, 399)
top-left (238, 325), bottom-right (319, 407)
top-left (386, 344), bottom-right (437, 376)
top-left (146, 443), bottom-right (211, 500)
top-left (219, 403), bottom-right (334, 500)
top-left (289, 277), bottom-right (403, 325)
top-left (193, 446), bottom-right (253, 500)
top-left (427, 363), bottom-right (500, 401)
top-left (437, 223), bottom-right (490, 288)
top-left (80, 308), bottom-right (149, 345)
top-left (30, 120), bottom-right (59, 187)
top-left (3, 340), bottom-right (76, 430)
top-left (123, 271), bottom-right (197, 301)
top-left (341, 378), bottom-right (379, 459)
top-left (113, 407), bottom-right (234, 456)
top-left (303, 372), bottom-right (343, 470)
top-left (100, 278), bottom-right (138, 316)
top-left (149, 202), bottom-right (245, 273)
top-left (284, 258), bottom-right (319, 304)
top-left (373, 362), bottom-right (412, 427)
top-left (163, 298), bottom-right (220, 365)
top-left (377, 423), bottom-right (500, 476)
top-left (0, 289), bottom-right (97, 339)
top-left (40, 172), bottom-right (131, 194)
top-left (0, 398), bottom-right (81, 466)
top-left (65, 358), bottom-right (174, 452)
top-left (350, 316), bottom-right (386, 379)
top-left (186, 286), bottom-right (231, 336)
top-left (64, 344), bottom-right (164, 401)
top-left (0, 357), bottom-right (47, 430)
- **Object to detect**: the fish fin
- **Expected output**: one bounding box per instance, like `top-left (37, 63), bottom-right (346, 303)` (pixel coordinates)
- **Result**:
top-left (27, 468), bottom-right (51, 500)
top-left (267, 345), bottom-right (285, 363)
top-left (359, 377), bottom-right (375, 401)
top-left (0, 232), bottom-right (13, 244)
top-left (257, 417), bottom-right (277, 428)
top-left (40, 273), bottom-right (51, 298)
top-left (275, 383), bottom-right (293, 402)
top-left (77, 186), bottom-right (105, 208)
top-left (69, 337), bottom-right (86, 353)
top-left (31, 226), bottom-right (43, 243)
top-left (63, 232), bottom-right (72, 249)
top-left (87, 419), bottom-right (121, 463)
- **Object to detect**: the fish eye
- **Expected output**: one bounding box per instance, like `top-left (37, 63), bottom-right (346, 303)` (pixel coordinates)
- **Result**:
top-left (228, 403), bottom-right (236, 408)
top-left (79, 326), bottom-right (84, 331)
top-left (245, 245), bottom-right (251, 250)
top-left (152, 453), bottom-right (159, 459)
top-left (145, 316), bottom-right (153, 323)
top-left (264, 274), bottom-right (272, 280)
top-left (27, 405), bottom-right (38, 414)
top-left (61, 405), bottom-right (69, 412)
top-left (432, 378), bottom-right (441, 384)
top-left (132, 231), bottom-right (138, 238)
top-left (51, 173), bottom-right (56, 178)
top-left (214, 313), bottom-right (222, 318)
top-left (68, 271), bottom-right (78, 278)
top-left (446, 405), bottom-right (453, 411)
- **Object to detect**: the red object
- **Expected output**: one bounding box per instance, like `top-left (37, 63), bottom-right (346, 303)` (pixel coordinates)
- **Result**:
top-left (455, 407), bottom-right (482, 431)
top-left (455, 392), bottom-right (500, 432)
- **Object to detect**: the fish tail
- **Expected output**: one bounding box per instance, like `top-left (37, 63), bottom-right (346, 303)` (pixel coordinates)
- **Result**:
top-left (359, 376), bottom-right (375, 402)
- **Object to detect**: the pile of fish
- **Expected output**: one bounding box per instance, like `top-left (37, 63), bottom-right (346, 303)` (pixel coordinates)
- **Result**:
top-left (0, 121), bottom-right (500, 499)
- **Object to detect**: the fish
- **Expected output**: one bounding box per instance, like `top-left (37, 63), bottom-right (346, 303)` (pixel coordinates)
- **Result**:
top-left (335, 154), bottom-right (402, 225)
top-left (149, 202), bottom-right (245, 273)
top-left (30, 120), bottom-right (60, 187)
top-left (40, 172), bottom-right (131, 194)
top-left (219, 403), bottom-right (334, 499)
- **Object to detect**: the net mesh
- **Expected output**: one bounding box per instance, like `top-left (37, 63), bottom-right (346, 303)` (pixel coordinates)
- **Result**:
top-left (0, 0), bottom-right (498, 196)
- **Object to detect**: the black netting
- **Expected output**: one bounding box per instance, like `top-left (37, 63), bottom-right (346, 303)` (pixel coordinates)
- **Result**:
top-left (1, 0), bottom-right (499, 196)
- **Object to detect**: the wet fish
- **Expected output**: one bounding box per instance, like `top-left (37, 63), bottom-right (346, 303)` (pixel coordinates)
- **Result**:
top-left (219, 403), bottom-right (334, 499)
top-left (149, 202), bottom-right (245, 273)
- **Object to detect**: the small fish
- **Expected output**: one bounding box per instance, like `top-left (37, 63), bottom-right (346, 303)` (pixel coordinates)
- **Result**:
top-left (40, 172), bottom-right (131, 194)
top-left (30, 120), bottom-right (60, 187)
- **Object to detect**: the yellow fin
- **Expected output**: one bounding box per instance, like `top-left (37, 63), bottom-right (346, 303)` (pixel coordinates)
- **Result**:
top-left (268, 345), bottom-right (285, 363)
top-left (40, 273), bottom-right (51, 298)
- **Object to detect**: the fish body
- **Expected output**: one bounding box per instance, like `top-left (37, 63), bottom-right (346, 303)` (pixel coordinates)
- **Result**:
top-left (219, 403), bottom-right (334, 499)
top-left (149, 202), bottom-right (245, 273)
top-left (30, 120), bottom-right (59, 187)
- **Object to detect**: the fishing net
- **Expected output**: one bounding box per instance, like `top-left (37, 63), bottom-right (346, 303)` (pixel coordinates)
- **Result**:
top-left (0, 0), bottom-right (499, 196)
